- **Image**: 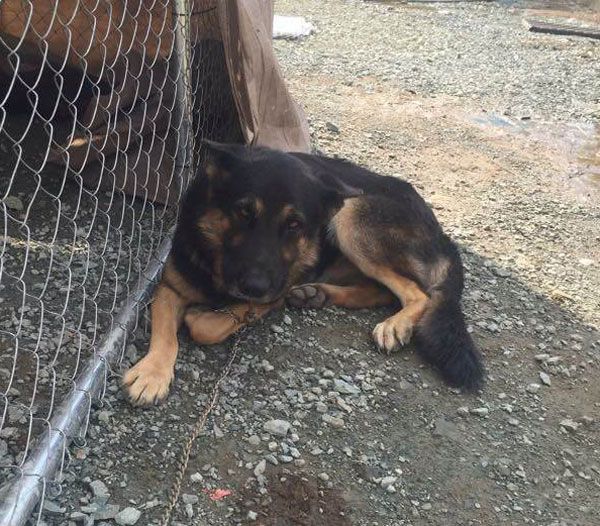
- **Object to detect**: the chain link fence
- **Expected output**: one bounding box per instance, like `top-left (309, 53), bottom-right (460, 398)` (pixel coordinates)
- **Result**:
top-left (0, 1), bottom-right (241, 523)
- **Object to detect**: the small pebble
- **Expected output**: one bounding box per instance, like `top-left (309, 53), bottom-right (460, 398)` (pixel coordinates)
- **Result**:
top-left (254, 459), bottom-right (267, 477)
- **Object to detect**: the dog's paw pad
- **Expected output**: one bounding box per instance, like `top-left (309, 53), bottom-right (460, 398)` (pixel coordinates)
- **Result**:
top-left (123, 357), bottom-right (173, 406)
top-left (372, 314), bottom-right (413, 354)
top-left (287, 284), bottom-right (327, 309)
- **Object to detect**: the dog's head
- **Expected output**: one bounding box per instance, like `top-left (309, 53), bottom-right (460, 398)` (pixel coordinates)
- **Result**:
top-left (179, 142), bottom-right (359, 303)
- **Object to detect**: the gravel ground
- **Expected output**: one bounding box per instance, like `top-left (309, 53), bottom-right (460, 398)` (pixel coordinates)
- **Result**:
top-left (3, 1), bottom-right (599, 525)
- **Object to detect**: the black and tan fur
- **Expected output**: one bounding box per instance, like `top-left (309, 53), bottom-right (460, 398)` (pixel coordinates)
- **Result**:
top-left (123, 143), bottom-right (484, 405)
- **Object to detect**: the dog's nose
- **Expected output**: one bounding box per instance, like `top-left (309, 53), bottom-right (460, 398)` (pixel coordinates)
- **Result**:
top-left (238, 271), bottom-right (271, 299)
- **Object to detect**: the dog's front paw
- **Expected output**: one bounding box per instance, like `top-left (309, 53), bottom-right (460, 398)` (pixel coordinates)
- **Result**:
top-left (287, 284), bottom-right (328, 309)
top-left (372, 313), bottom-right (413, 354)
top-left (123, 355), bottom-right (174, 406)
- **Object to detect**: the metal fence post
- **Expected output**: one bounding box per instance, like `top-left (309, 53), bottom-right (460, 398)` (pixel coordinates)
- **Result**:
top-left (172, 0), bottom-right (195, 195)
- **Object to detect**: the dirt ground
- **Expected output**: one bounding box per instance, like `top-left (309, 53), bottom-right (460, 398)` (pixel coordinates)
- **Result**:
top-left (12, 1), bottom-right (599, 526)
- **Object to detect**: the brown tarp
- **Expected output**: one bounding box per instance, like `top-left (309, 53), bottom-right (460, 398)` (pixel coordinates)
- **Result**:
top-left (218, 0), bottom-right (310, 152)
top-left (0, 0), bottom-right (310, 204)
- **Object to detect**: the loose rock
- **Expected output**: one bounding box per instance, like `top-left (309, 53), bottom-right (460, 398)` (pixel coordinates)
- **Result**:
top-left (115, 507), bottom-right (141, 525)
top-left (263, 419), bottom-right (291, 436)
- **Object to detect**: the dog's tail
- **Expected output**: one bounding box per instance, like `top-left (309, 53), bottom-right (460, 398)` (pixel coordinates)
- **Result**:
top-left (412, 238), bottom-right (484, 391)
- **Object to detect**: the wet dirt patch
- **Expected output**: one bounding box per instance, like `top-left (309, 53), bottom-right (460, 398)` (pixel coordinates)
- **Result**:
top-left (464, 111), bottom-right (600, 199)
top-left (240, 471), bottom-right (353, 526)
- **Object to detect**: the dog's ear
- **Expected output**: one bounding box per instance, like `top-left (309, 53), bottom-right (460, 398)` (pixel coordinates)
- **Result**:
top-left (202, 140), bottom-right (247, 179)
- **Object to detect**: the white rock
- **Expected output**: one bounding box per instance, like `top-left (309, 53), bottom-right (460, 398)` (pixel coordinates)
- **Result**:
top-left (380, 476), bottom-right (397, 489)
top-left (539, 372), bottom-right (551, 386)
top-left (263, 419), bottom-right (290, 436)
top-left (547, 356), bottom-right (561, 364)
top-left (182, 494), bottom-right (199, 505)
top-left (115, 507), bottom-right (141, 525)
top-left (560, 419), bottom-right (579, 432)
top-left (254, 459), bottom-right (267, 477)
top-left (273, 15), bottom-right (314, 40)
top-left (89, 480), bottom-right (110, 498)
top-left (321, 414), bottom-right (344, 428)
top-left (265, 454), bottom-right (278, 465)
top-left (4, 196), bottom-right (23, 211)
top-left (457, 406), bottom-right (470, 417)
top-left (333, 379), bottom-right (360, 395)
top-left (316, 402), bottom-right (328, 413)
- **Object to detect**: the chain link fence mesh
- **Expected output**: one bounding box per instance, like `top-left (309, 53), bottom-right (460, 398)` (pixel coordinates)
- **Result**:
top-left (0, 1), bottom-right (241, 523)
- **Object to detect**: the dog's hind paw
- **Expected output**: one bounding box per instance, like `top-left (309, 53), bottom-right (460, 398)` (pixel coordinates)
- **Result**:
top-left (123, 356), bottom-right (174, 406)
top-left (287, 284), bottom-right (328, 309)
top-left (373, 313), bottom-right (413, 354)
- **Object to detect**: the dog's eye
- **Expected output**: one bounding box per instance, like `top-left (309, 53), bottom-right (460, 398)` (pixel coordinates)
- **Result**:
top-left (287, 218), bottom-right (303, 232)
top-left (235, 202), bottom-right (253, 220)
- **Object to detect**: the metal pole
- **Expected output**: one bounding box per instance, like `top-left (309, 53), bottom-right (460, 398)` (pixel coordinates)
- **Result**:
top-left (0, 235), bottom-right (172, 526)
top-left (172, 0), bottom-right (194, 193)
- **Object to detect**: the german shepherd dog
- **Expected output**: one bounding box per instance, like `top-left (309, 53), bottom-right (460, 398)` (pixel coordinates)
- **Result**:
top-left (123, 143), bottom-right (484, 405)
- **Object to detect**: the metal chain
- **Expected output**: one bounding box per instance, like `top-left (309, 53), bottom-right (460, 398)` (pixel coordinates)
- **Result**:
top-left (158, 305), bottom-right (256, 526)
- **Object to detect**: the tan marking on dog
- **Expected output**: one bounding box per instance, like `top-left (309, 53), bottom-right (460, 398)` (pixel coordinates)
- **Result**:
top-left (323, 282), bottom-right (394, 308)
top-left (329, 199), bottom-right (370, 266)
top-left (408, 255), bottom-right (450, 290)
top-left (236, 196), bottom-right (264, 219)
top-left (184, 300), bottom-right (282, 345)
top-left (280, 203), bottom-right (296, 221)
top-left (196, 209), bottom-right (229, 290)
top-left (205, 161), bottom-right (228, 181)
top-left (254, 198), bottom-right (264, 217)
top-left (429, 256), bottom-right (451, 287)
top-left (161, 258), bottom-right (206, 303)
top-left (123, 259), bottom-right (205, 406)
top-left (281, 242), bottom-right (296, 263)
top-left (196, 209), bottom-right (230, 273)
top-left (285, 237), bottom-right (319, 287)
top-left (281, 233), bottom-right (307, 263)
top-left (197, 208), bottom-right (230, 240)
top-left (332, 200), bottom-right (431, 352)
top-left (290, 282), bottom-right (394, 309)
top-left (370, 271), bottom-right (430, 353)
